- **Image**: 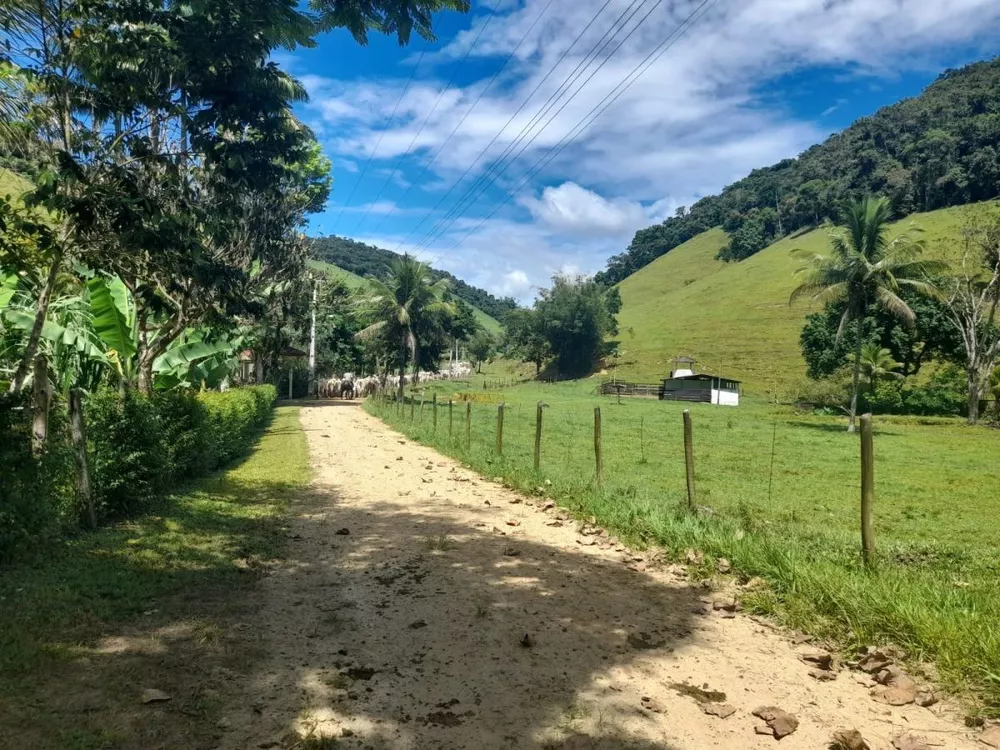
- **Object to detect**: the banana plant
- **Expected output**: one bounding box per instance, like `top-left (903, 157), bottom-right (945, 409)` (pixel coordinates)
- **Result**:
top-left (2, 270), bottom-right (240, 392)
top-left (152, 331), bottom-right (238, 390)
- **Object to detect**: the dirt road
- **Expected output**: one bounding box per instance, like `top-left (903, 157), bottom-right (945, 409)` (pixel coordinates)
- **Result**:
top-left (221, 401), bottom-right (978, 749)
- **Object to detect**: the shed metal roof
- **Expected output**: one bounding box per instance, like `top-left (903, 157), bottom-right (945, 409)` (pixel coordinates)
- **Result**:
top-left (663, 373), bottom-right (741, 384)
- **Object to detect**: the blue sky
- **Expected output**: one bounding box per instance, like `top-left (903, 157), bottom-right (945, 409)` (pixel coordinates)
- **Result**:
top-left (280, 0), bottom-right (1000, 302)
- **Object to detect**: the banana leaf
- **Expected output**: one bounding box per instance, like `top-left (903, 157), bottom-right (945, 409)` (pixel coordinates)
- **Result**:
top-left (87, 276), bottom-right (136, 360)
top-left (0, 274), bottom-right (18, 310)
top-left (153, 338), bottom-right (234, 375)
top-left (3, 308), bottom-right (108, 363)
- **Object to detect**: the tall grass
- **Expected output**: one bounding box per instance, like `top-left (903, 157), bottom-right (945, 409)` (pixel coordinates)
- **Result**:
top-left (367, 378), bottom-right (1000, 713)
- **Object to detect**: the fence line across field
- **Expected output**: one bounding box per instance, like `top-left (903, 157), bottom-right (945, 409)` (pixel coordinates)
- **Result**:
top-left (375, 395), bottom-right (878, 565)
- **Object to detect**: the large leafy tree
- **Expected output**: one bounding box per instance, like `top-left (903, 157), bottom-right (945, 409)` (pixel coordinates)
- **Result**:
top-left (357, 255), bottom-right (453, 398)
top-left (533, 276), bottom-right (620, 377)
top-left (467, 329), bottom-right (494, 373)
top-left (791, 196), bottom-right (944, 431)
top-left (503, 308), bottom-right (549, 374)
top-left (799, 288), bottom-right (962, 380)
top-left (2, 0), bottom-right (464, 396)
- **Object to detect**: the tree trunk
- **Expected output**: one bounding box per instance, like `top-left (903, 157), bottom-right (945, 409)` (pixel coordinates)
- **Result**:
top-left (967, 368), bottom-right (981, 425)
top-left (9, 250), bottom-right (64, 393)
top-left (848, 326), bottom-right (863, 433)
top-left (137, 357), bottom-right (155, 397)
top-left (69, 389), bottom-right (96, 529)
top-left (31, 356), bottom-right (51, 455)
top-left (397, 338), bottom-right (406, 401)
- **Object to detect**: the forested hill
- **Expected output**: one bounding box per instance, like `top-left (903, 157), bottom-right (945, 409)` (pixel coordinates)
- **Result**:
top-left (308, 235), bottom-right (518, 321)
top-left (597, 57), bottom-right (1000, 286)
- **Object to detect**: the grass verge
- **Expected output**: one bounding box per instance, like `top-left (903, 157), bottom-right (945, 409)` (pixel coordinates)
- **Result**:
top-left (366, 385), bottom-right (1000, 715)
top-left (0, 405), bottom-right (308, 749)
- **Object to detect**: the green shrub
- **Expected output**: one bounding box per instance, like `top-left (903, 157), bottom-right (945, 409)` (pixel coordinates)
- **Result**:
top-left (901, 366), bottom-right (966, 416)
top-left (196, 385), bottom-right (276, 470)
top-left (0, 385), bottom-right (277, 556)
top-left (153, 390), bottom-right (209, 477)
top-left (87, 389), bottom-right (169, 520)
top-left (867, 379), bottom-right (905, 413)
top-left (0, 393), bottom-right (74, 561)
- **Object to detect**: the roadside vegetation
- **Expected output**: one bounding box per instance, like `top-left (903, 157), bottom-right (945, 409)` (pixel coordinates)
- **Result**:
top-left (0, 405), bottom-right (308, 747)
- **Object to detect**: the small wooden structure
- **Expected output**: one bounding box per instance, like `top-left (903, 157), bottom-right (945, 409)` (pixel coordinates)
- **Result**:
top-left (599, 381), bottom-right (661, 398)
top-left (660, 357), bottom-right (740, 406)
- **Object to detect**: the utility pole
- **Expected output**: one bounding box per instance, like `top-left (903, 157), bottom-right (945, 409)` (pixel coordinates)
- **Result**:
top-left (308, 274), bottom-right (318, 397)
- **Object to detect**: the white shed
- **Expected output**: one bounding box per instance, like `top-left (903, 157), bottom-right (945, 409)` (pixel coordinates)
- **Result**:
top-left (660, 358), bottom-right (741, 406)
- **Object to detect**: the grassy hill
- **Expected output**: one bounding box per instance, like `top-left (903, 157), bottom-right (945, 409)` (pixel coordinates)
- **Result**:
top-left (0, 167), bottom-right (32, 199)
top-left (614, 204), bottom-right (974, 397)
top-left (307, 258), bottom-right (368, 290)
top-left (307, 258), bottom-right (503, 336)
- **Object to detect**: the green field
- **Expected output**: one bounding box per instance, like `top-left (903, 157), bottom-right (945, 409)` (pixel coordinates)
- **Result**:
top-left (0, 167), bottom-right (34, 202)
top-left (615, 204), bottom-right (979, 396)
top-left (307, 258), bottom-right (504, 336)
top-left (367, 374), bottom-right (1000, 712)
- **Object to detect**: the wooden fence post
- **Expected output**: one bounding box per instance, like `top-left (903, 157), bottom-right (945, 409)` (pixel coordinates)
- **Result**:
top-left (449, 400), bottom-right (454, 439)
top-left (410, 395), bottom-right (415, 421)
top-left (31, 356), bottom-right (50, 455)
top-left (593, 407), bottom-right (603, 484)
top-left (466, 400), bottom-right (472, 449)
top-left (496, 403), bottom-right (504, 455)
top-left (534, 401), bottom-right (544, 471)
top-left (683, 409), bottom-right (695, 510)
top-left (420, 397), bottom-right (425, 422)
top-left (68, 389), bottom-right (96, 529)
top-left (860, 413), bottom-right (875, 567)
top-left (432, 393), bottom-right (438, 432)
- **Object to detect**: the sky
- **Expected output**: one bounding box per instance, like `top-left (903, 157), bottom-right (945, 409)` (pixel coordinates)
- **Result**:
top-left (283, 0), bottom-right (1000, 303)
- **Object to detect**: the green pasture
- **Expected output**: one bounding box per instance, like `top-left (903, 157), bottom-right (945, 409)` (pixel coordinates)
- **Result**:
top-left (615, 203), bottom-right (989, 395)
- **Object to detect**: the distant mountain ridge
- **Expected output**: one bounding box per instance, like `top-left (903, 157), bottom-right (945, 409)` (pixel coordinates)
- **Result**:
top-left (308, 235), bottom-right (518, 322)
top-left (597, 57), bottom-right (1000, 285)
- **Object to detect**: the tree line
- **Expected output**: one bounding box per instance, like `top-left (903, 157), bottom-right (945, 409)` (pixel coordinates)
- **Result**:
top-left (792, 196), bottom-right (1000, 428)
top-left (597, 57), bottom-right (1000, 285)
top-left (308, 234), bottom-right (519, 322)
top-left (0, 0), bottom-right (471, 397)
top-left (0, 0), bottom-right (471, 546)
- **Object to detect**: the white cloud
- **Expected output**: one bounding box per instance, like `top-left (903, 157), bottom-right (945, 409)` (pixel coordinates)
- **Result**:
top-left (300, 0), bottom-right (1000, 297)
top-left (499, 269), bottom-right (531, 297)
top-left (520, 182), bottom-right (648, 236)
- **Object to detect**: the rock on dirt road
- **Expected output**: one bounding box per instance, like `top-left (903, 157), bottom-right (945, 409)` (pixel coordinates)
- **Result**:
top-left (216, 401), bottom-right (981, 749)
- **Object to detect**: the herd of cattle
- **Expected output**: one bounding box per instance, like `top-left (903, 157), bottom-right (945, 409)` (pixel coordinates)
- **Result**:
top-left (318, 362), bottom-right (475, 400)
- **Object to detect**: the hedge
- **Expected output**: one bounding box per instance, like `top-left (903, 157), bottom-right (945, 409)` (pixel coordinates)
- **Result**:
top-left (0, 385), bottom-right (276, 560)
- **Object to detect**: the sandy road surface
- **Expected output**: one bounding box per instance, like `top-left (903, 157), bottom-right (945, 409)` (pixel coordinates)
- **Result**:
top-left (220, 401), bottom-right (977, 749)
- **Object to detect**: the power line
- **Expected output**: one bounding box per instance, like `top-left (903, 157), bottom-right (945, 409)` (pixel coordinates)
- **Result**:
top-left (417, 0), bottom-right (668, 256)
top-left (365, 0), bottom-right (557, 241)
top-left (429, 0), bottom-right (717, 266)
top-left (408, 0), bottom-right (650, 254)
top-left (331, 40), bottom-right (430, 232)
top-left (390, 0), bottom-right (619, 254)
top-left (348, 0), bottom-right (504, 239)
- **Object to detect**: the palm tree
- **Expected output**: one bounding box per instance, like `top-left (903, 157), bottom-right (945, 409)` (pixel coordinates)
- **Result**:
top-left (851, 343), bottom-right (902, 400)
top-left (356, 255), bottom-right (453, 399)
top-left (791, 196), bottom-right (943, 431)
